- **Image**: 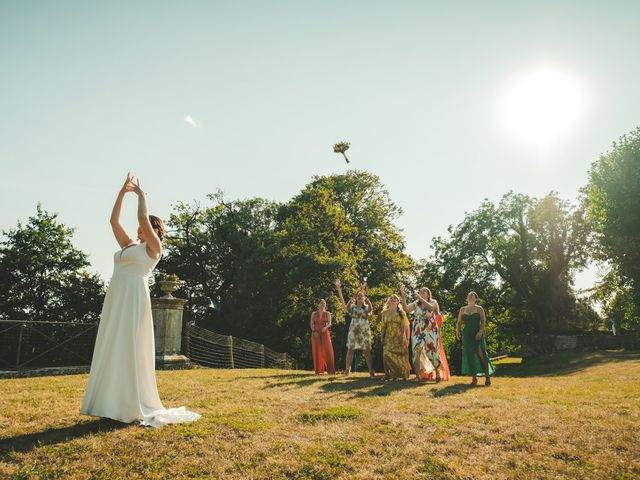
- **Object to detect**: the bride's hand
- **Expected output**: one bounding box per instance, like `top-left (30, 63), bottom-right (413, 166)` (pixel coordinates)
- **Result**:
top-left (121, 172), bottom-right (135, 193)
top-left (131, 177), bottom-right (145, 196)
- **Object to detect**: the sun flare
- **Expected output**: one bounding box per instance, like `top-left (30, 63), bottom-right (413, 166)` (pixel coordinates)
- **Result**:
top-left (500, 68), bottom-right (586, 148)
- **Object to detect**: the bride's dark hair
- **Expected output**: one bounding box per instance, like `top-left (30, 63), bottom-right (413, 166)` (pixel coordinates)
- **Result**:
top-left (149, 215), bottom-right (166, 242)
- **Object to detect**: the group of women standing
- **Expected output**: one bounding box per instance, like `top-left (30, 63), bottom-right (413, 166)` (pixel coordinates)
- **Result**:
top-left (310, 281), bottom-right (494, 385)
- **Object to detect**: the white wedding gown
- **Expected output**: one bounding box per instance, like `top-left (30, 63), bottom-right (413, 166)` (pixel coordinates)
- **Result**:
top-left (81, 242), bottom-right (200, 427)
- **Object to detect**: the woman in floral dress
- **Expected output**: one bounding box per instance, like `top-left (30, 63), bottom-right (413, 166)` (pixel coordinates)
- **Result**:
top-left (401, 286), bottom-right (442, 382)
top-left (380, 294), bottom-right (411, 380)
top-left (336, 280), bottom-right (375, 377)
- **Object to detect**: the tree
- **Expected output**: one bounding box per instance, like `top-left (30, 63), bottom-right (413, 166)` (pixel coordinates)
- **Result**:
top-left (586, 127), bottom-right (640, 325)
top-left (590, 271), bottom-right (637, 332)
top-left (271, 171), bottom-right (415, 366)
top-left (0, 205), bottom-right (105, 322)
top-left (158, 192), bottom-right (281, 340)
top-left (427, 192), bottom-right (594, 336)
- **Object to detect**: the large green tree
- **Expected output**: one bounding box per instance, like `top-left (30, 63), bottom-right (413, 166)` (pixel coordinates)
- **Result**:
top-left (586, 127), bottom-right (640, 325)
top-left (274, 171), bottom-right (414, 366)
top-left (425, 192), bottom-right (595, 336)
top-left (0, 205), bottom-right (105, 322)
top-left (157, 192), bottom-right (281, 340)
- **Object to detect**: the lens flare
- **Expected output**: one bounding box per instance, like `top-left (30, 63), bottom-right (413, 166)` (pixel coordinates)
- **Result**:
top-left (500, 68), bottom-right (586, 148)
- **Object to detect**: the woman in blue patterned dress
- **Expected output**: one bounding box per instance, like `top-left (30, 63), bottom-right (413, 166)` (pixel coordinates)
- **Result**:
top-left (336, 280), bottom-right (375, 378)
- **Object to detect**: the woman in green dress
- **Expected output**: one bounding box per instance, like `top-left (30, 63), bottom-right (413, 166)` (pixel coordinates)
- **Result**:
top-left (380, 294), bottom-right (411, 381)
top-left (455, 291), bottom-right (494, 386)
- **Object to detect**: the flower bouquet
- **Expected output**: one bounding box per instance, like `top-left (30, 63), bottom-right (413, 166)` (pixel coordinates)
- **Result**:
top-left (333, 141), bottom-right (350, 164)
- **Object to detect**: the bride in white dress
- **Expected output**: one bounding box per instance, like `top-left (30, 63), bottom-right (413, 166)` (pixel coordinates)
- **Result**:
top-left (81, 173), bottom-right (200, 427)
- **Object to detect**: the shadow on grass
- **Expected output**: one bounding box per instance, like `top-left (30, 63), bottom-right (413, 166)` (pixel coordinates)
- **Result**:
top-left (298, 376), bottom-right (438, 398)
top-left (430, 383), bottom-right (477, 398)
top-left (494, 350), bottom-right (640, 378)
top-left (0, 418), bottom-right (128, 457)
top-left (237, 372), bottom-right (319, 381)
top-left (263, 374), bottom-right (444, 397)
top-left (345, 379), bottom-right (431, 398)
top-left (263, 376), bottom-right (333, 389)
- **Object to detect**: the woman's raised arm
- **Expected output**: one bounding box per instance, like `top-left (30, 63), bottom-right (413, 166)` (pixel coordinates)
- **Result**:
top-left (365, 297), bottom-right (373, 314)
top-left (110, 173), bottom-right (135, 248)
top-left (415, 293), bottom-right (436, 312)
top-left (132, 178), bottom-right (162, 259)
top-left (400, 286), bottom-right (415, 313)
top-left (335, 280), bottom-right (348, 313)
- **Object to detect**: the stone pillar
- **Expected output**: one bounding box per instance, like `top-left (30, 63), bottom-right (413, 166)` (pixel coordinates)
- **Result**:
top-left (151, 281), bottom-right (191, 369)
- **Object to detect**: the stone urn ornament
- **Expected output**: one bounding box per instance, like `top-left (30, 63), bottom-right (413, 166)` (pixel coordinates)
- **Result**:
top-left (333, 141), bottom-right (350, 164)
top-left (158, 274), bottom-right (180, 298)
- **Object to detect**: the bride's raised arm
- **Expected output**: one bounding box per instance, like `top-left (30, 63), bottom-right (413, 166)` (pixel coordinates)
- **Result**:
top-left (110, 173), bottom-right (135, 248)
top-left (131, 178), bottom-right (163, 259)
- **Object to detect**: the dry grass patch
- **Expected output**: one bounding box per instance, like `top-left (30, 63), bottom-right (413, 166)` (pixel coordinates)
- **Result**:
top-left (0, 351), bottom-right (639, 479)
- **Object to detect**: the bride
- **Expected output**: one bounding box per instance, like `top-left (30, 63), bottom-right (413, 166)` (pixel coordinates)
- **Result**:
top-left (81, 173), bottom-right (200, 427)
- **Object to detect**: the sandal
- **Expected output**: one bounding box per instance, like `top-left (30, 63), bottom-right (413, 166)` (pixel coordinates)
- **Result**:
top-left (471, 377), bottom-right (478, 386)
top-left (485, 377), bottom-right (491, 387)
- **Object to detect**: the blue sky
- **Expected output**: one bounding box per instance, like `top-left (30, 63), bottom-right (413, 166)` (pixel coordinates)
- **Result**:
top-left (1, 1), bottom-right (639, 289)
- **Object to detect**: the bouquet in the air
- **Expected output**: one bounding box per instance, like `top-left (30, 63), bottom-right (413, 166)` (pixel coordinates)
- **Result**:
top-left (333, 141), bottom-right (350, 163)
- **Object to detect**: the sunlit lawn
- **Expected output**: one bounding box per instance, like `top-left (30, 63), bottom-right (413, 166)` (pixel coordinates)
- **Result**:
top-left (1, 351), bottom-right (639, 479)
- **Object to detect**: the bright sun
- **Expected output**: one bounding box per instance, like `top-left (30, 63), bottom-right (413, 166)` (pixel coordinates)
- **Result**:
top-left (500, 68), bottom-right (586, 148)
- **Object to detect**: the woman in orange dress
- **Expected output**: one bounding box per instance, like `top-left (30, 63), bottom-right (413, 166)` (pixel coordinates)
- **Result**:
top-left (310, 299), bottom-right (336, 374)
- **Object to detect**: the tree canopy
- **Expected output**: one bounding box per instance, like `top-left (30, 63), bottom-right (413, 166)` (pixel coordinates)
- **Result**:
top-left (424, 192), bottom-right (595, 335)
top-left (0, 205), bottom-right (104, 322)
top-left (586, 127), bottom-right (640, 327)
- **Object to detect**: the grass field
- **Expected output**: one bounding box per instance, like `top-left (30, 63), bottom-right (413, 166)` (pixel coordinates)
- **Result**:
top-left (1, 351), bottom-right (639, 479)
